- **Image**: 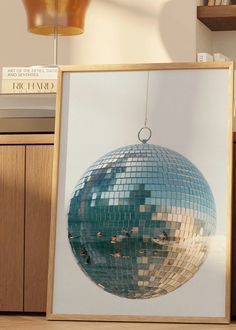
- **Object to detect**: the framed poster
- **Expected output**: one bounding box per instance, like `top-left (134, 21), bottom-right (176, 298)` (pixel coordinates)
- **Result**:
top-left (47, 63), bottom-right (233, 323)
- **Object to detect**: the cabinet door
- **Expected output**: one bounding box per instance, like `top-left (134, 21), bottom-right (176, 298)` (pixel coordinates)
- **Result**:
top-left (24, 145), bottom-right (53, 312)
top-left (0, 146), bottom-right (25, 311)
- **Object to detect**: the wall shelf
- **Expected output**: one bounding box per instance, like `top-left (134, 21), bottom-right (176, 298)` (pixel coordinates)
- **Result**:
top-left (197, 5), bottom-right (236, 31)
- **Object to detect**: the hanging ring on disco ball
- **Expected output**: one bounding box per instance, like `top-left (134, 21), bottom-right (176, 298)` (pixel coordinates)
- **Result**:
top-left (138, 126), bottom-right (152, 144)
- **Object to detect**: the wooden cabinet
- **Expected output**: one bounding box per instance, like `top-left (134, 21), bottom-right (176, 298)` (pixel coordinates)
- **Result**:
top-left (0, 146), bottom-right (25, 311)
top-left (24, 145), bottom-right (54, 312)
top-left (0, 135), bottom-right (54, 312)
top-left (1, 133), bottom-right (236, 316)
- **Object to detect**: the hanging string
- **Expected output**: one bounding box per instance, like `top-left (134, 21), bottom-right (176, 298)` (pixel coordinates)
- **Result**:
top-left (144, 71), bottom-right (150, 127)
top-left (138, 71), bottom-right (152, 144)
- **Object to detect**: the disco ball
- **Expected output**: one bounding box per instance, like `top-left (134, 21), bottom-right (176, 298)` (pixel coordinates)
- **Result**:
top-left (68, 143), bottom-right (216, 299)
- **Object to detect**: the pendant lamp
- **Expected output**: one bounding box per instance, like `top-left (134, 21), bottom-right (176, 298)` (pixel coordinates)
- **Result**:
top-left (22, 0), bottom-right (90, 64)
top-left (22, 0), bottom-right (90, 36)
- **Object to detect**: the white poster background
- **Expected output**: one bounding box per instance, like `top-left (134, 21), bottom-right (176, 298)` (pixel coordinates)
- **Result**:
top-left (52, 69), bottom-right (231, 317)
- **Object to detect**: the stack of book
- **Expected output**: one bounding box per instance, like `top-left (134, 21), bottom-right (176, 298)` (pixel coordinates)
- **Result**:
top-left (197, 52), bottom-right (230, 62)
top-left (207, 0), bottom-right (231, 5)
top-left (1, 66), bottom-right (58, 94)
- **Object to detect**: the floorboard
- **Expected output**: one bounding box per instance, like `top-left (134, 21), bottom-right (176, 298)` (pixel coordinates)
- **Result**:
top-left (1, 316), bottom-right (236, 330)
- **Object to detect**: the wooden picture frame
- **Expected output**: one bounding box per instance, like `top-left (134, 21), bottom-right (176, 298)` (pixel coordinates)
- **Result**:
top-left (47, 63), bottom-right (233, 323)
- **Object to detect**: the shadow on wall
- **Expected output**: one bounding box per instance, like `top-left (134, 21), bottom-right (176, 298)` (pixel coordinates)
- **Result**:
top-left (157, 0), bottom-right (196, 62)
top-left (59, 0), bottom-right (198, 65)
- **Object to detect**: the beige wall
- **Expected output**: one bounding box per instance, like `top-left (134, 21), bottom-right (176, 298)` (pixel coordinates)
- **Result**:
top-left (0, 0), bottom-right (54, 67)
top-left (0, 0), bottom-right (202, 69)
top-left (58, 0), bottom-right (198, 64)
top-left (0, 0), bottom-right (234, 67)
top-left (196, 0), bottom-right (212, 55)
top-left (212, 32), bottom-right (236, 60)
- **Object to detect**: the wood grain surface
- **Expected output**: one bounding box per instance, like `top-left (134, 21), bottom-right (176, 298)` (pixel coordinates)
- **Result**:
top-left (24, 145), bottom-right (54, 312)
top-left (0, 134), bottom-right (54, 145)
top-left (0, 316), bottom-right (236, 330)
top-left (0, 146), bottom-right (25, 311)
top-left (197, 5), bottom-right (236, 31)
top-left (232, 142), bottom-right (236, 316)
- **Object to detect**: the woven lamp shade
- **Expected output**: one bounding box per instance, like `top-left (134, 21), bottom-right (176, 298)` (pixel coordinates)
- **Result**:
top-left (22, 0), bottom-right (90, 36)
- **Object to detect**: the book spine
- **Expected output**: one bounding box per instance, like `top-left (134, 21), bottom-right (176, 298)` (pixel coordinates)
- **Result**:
top-left (208, 0), bottom-right (215, 5)
top-left (2, 67), bottom-right (58, 80)
top-left (215, 0), bottom-right (221, 4)
top-left (213, 53), bottom-right (230, 61)
top-left (221, 0), bottom-right (230, 4)
top-left (1, 79), bottom-right (57, 94)
top-left (197, 53), bottom-right (214, 62)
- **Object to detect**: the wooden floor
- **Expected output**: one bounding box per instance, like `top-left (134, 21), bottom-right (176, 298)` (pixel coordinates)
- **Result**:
top-left (1, 316), bottom-right (236, 330)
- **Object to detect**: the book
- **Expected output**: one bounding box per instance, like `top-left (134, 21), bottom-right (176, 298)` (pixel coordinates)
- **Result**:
top-left (1, 66), bottom-right (57, 94)
top-left (1, 79), bottom-right (57, 94)
top-left (215, 0), bottom-right (221, 4)
top-left (2, 66), bottom-right (58, 80)
top-left (213, 53), bottom-right (230, 61)
top-left (208, 0), bottom-right (215, 5)
top-left (197, 53), bottom-right (214, 62)
top-left (221, 0), bottom-right (230, 4)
